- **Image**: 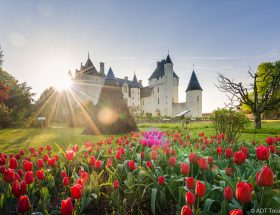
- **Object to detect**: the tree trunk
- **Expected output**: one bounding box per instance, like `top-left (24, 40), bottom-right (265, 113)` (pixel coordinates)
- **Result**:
top-left (254, 113), bottom-right (262, 129)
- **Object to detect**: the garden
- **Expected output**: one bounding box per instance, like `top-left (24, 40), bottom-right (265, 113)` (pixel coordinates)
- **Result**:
top-left (0, 127), bottom-right (279, 214)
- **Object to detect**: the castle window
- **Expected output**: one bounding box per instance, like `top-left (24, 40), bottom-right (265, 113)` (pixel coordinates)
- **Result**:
top-left (158, 87), bottom-right (159, 93)
top-left (197, 96), bottom-right (199, 102)
top-left (143, 100), bottom-right (144, 105)
top-left (158, 98), bottom-right (160, 104)
top-left (124, 86), bottom-right (128, 93)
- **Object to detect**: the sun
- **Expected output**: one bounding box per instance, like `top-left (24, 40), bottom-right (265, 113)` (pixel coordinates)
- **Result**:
top-left (54, 78), bottom-right (72, 91)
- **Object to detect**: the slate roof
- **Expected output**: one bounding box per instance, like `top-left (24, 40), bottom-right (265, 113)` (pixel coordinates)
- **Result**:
top-left (106, 67), bottom-right (116, 80)
top-left (148, 56), bottom-right (179, 80)
top-left (185, 70), bottom-right (203, 91)
top-left (140, 87), bottom-right (153, 98)
top-left (75, 56), bottom-right (104, 77)
top-left (116, 78), bottom-right (143, 88)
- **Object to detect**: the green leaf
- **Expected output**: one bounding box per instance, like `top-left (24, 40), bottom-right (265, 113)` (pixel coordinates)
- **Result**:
top-left (151, 188), bottom-right (157, 215)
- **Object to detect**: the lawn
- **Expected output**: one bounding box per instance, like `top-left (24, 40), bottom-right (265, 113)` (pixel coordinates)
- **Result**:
top-left (0, 120), bottom-right (279, 154)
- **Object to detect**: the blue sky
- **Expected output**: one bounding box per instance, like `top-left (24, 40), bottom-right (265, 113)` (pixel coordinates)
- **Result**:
top-left (1, 0), bottom-right (280, 112)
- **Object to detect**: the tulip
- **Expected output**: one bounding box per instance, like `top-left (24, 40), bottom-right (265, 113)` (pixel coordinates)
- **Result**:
top-left (180, 163), bottom-right (190, 175)
top-left (256, 145), bottom-right (270, 160)
top-left (216, 146), bottom-right (223, 155)
top-left (195, 181), bottom-right (206, 197)
top-left (224, 186), bottom-right (233, 201)
top-left (256, 166), bottom-right (274, 186)
top-left (158, 176), bottom-right (165, 185)
top-left (115, 150), bottom-right (122, 160)
top-left (66, 150), bottom-right (75, 161)
top-left (61, 198), bottom-right (74, 215)
top-left (63, 177), bottom-right (70, 186)
top-left (235, 182), bottom-right (253, 203)
top-left (12, 180), bottom-right (26, 197)
top-left (169, 157), bottom-right (176, 167)
top-left (0, 157), bottom-right (5, 165)
top-left (23, 160), bottom-right (33, 171)
top-left (17, 195), bottom-right (31, 213)
top-left (151, 150), bottom-right (157, 160)
top-left (181, 205), bottom-right (193, 215)
top-left (9, 157), bottom-right (18, 169)
top-left (229, 209), bottom-right (243, 215)
top-left (128, 160), bottom-right (136, 171)
top-left (48, 157), bottom-right (56, 166)
top-left (189, 153), bottom-right (198, 163)
top-left (185, 191), bottom-right (196, 205)
top-left (233, 151), bottom-right (247, 165)
top-left (37, 159), bottom-right (45, 168)
top-left (95, 160), bottom-right (102, 169)
top-left (25, 171), bottom-right (34, 184)
top-left (36, 170), bottom-right (45, 180)
top-left (4, 168), bottom-right (15, 183)
top-left (225, 148), bottom-right (233, 158)
top-left (197, 157), bottom-right (208, 170)
top-left (266, 137), bottom-right (275, 145)
top-left (113, 180), bottom-right (119, 189)
top-left (146, 161), bottom-right (153, 169)
top-left (207, 156), bottom-right (213, 164)
top-left (186, 177), bottom-right (195, 189)
top-left (17, 169), bottom-right (24, 177)
top-left (70, 184), bottom-right (83, 199)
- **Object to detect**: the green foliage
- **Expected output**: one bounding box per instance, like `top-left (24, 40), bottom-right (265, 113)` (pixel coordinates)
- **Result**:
top-left (210, 108), bottom-right (250, 141)
top-left (0, 103), bottom-right (12, 128)
top-left (0, 68), bottom-right (34, 128)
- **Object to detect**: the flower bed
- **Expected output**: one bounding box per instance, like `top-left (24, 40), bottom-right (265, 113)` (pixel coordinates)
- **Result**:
top-left (0, 130), bottom-right (279, 214)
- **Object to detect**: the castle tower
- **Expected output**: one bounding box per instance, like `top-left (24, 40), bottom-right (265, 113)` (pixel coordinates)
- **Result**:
top-left (164, 54), bottom-right (174, 116)
top-left (185, 70), bottom-right (203, 118)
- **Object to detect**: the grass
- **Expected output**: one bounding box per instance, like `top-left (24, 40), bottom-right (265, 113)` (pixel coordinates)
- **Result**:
top-left (0, 120), bottom-right (279, 154)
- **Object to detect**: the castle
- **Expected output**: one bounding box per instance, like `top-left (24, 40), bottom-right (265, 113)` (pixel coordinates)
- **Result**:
top-left (71, 54), bottom-right (203, 118)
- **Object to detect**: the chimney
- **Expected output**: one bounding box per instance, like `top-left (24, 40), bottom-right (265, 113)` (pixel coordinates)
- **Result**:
top-left (124, 76), bottom-right (128, 80)
top-left (100, 62), bottom-right (104, 74)
top-left (139, 80), bottom-right (142, 85)
top-left (157, 61), bottom-right (160, 67)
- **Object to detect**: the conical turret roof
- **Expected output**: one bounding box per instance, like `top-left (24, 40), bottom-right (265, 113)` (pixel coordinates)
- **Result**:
top-left (186, 70), bottom-right (203, 91)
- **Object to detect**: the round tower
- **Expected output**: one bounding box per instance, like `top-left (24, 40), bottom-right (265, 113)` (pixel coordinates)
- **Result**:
top-left (185, 70), bottom-right (203, 118)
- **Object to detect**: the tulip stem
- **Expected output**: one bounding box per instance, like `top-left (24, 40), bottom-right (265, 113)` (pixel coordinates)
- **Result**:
top-left (260, 187), bottom-right (265, 208)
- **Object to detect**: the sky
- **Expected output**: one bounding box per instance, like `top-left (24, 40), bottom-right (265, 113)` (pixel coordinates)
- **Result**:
top-left (0, 0), bottom-right (280, 113)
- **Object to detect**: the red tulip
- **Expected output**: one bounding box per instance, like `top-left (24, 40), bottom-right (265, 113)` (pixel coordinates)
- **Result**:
top-left (23, 160), bottom-right (33, 172)
top-left (89, 155), bottom-right (96, 166)
top-left (0, 165), bottom-right (6, 174)
top-left (25, 171), bottom-right (34, 184)
top-left (71, 184), bottom-right (83, 199)
top-left (233, 151), bottom-right (247, 165)
top-left (95, 160), bottom-right (102, 169)
top-left (113, 180), bottom-right (119, 189)
top-left (256, 166), bottom-right (274, 186)
top-left (224, 186), bottom-right (233, 201)
top-left (169, 157), bottom-right (177, 167)
top-left (185, 191), bottom-right (196, 205)
top-left (180, 163), bottom-right (190, 175)
top-left (66, 150), bottom-right (75, 161)
top-left (181, 205), bottom-right (193, 215)
top-left (0, 157), bottom-right (5, 165)
top-left (48, 157), bottom-right (56, 166)
top-left (266, 137), bottom-right (276, 145)
top-left (128, 160), bottom-right (136, 171)
top-left (37, 159), bottom-right (45, 168)
top-left (63, 177), bottom-right (70, 186)
top-left (17, 195), bottom-right (30, 213)
top-left (17, 169), bottom-right (24, 177)
top-left (43, 154), bottom-right (49, 161)
top-left (4, 168), bottom-right (15, 182)
top-left (146, 161), bottom-right (153, 169)
top-left (225, 148), bottom-right (233, 158)
top-left (229, 209), bottom-right (243, 215)
top-left (189, 153), bottom-right (198, 163)
top-left (186, 177), bottom-right (195, 189)
top-left (12, 180), bottom-right (26, 197)
top-left (9, 157), bottom-right (18, 169)
top-left (61, 197), bottom-right (74, 215)
top-left (195, 181), bottom-right (206, 197)
top-left (207, 156), bottom-right (213, 164)
top-left (158, 176), bottom-right (165, 185)
top-left (115, 150), bottom-right (122, 160)
top-left (236, 182), bottom-right (253, 203)
top-left (36, 169), bottom-right (45, 180)
top-left (197, 157), bottom-right (208, 170)
top-left (256, 145), bottom-right (270, 160)
top-left (216, 146), bottom-right (223, 155)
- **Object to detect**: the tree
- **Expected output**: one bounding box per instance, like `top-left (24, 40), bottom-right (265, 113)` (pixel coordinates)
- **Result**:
top-left (0, 45), bottom-right (3, 67)
top-left (0, 68), bottom-right (34, 127)
top-left (216, 61), bottom-right (280, 129)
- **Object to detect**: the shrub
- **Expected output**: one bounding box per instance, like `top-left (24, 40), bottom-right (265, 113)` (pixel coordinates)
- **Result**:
top-left (0, 103), bottom-right (12, 128)
top-left (210, 108), bottom-right (250, 141)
